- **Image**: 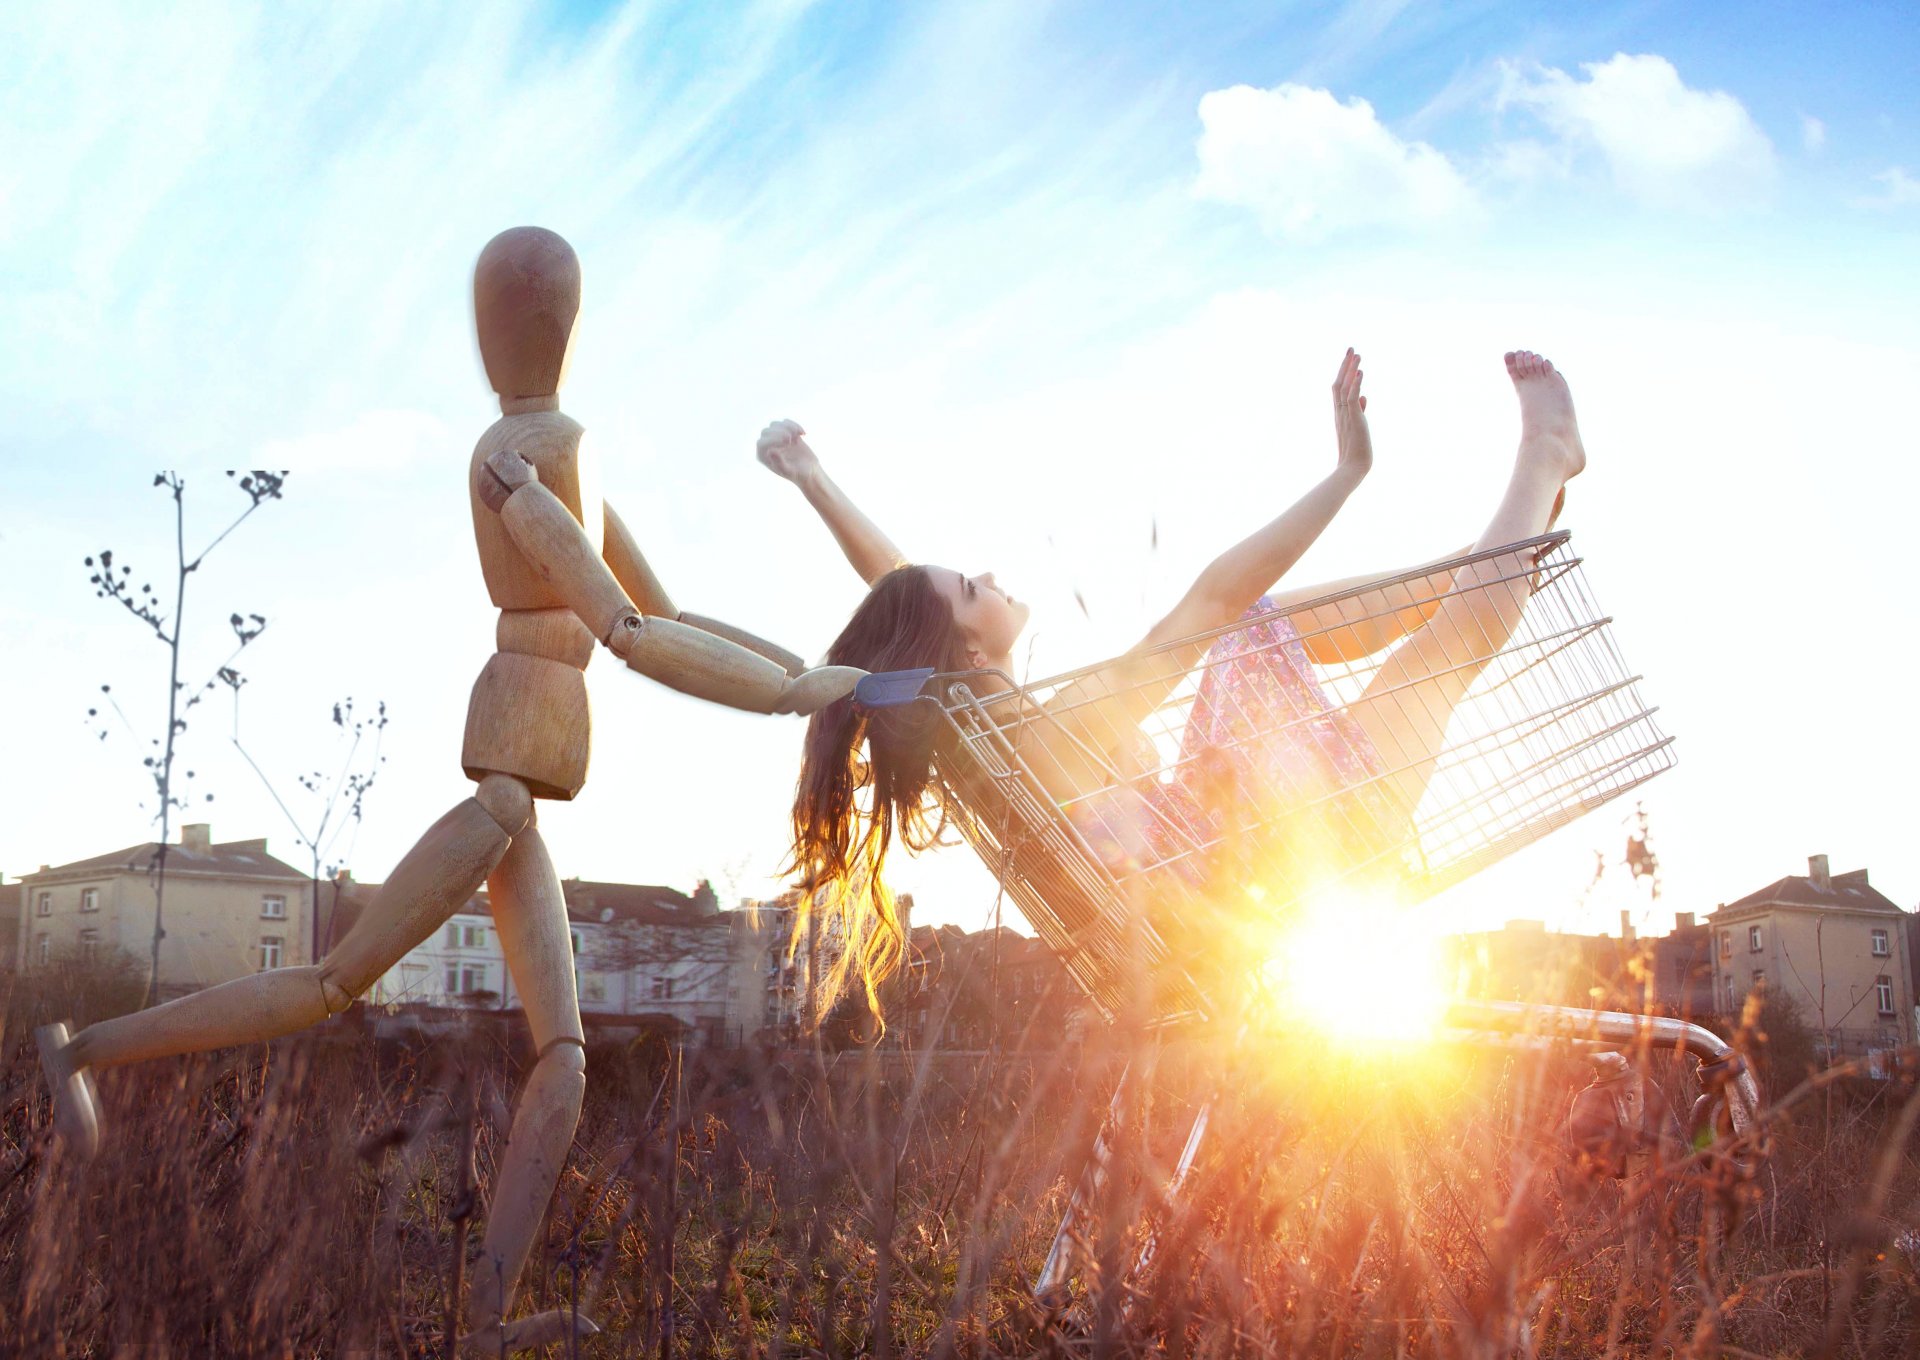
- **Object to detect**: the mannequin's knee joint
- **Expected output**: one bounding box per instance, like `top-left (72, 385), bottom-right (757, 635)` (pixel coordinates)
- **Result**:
top-left (476, 774), bottom-right (534, 837)
top-left (314, 971), bottom-right (355, 1016)
top-left (539, 1034), bottom-right (588, 1078)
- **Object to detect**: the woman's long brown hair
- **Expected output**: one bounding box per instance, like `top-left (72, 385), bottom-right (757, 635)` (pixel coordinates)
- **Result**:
top-left (788, 566), bottom-right (974, 1021)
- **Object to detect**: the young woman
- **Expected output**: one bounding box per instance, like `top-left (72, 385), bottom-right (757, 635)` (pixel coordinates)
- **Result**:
top-left (759, 350), bottom-right (1585, 1012)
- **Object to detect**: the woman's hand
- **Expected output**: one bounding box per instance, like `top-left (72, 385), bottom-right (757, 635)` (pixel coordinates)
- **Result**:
top-left (756, 419), bottom-right (820, 487)
top-left (1332, 348), bottom-right (1372, 477)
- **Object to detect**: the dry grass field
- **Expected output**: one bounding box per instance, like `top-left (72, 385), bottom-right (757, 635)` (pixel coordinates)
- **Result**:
top-left (3, 978), bottom-right (1918, 1358)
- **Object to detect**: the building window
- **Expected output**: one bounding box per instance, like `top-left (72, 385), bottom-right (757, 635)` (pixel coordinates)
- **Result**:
top-left (36, 892), bottom-right (52, 917)
top-left (37, 934), bottom-right (50, 966)
top-left (262, 894), bottom-right (287, 920)
top-left (1876, 976), bottom-right (1895, 1016)
top-left (79, 928), bottom-right (100, 963)
top-left (580, 973), bottom-right (607, 1003)
top-left (1751, 969), bottom-right (1765, 991)
top-left (80, 888), bottom-right (99, 913)
top-left (570, 930), bottom-right (584, 956)
top-left (445, 963), bottom-right (489, 996)
top-left (1747, 925), bottom-right (1764, 952)
top-left (651, 975), bottom-right (675, 1000)
top-left (445, 922), bottom-right (487, 950)
top-left (1871, 928), bottom-right (1890, 957)
top-left (260, 936), bottom-right (284, 971)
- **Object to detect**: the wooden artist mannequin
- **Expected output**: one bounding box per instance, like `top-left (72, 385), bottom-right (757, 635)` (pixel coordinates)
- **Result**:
top-left (37, 226), bottom-right (861, 1353)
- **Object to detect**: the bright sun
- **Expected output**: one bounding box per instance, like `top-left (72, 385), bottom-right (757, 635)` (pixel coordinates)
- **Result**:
top-left (1254, 886), bottom-right (1455, 1044)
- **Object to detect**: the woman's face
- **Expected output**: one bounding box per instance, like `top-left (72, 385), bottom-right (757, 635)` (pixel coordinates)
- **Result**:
top-left (932, 567), bottom-right (1030, 667)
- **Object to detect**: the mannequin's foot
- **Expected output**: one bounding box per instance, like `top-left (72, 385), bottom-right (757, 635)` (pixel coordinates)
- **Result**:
top-left (459, 1309), bottom-right (601, 1354)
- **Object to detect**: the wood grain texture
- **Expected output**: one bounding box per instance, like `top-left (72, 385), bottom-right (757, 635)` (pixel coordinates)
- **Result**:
top-left (474, 226), bottom-right (580, 401)
top-left (462, 653), bottom-right (591, 799)
top-left (493, 479), bottom-right (634, 641)
top-left (487, 825), bottom-right (583, 1052)
top-left (320, 796), bottom-right (511, 996)
top-left (468, 412), bottom-right (604, 610)
top-left (678, 611), bottom-right (807, 677)
top-left (616, 614), bottom-right (790, 713)
top-left (495, 607), bottom-right (595, 669)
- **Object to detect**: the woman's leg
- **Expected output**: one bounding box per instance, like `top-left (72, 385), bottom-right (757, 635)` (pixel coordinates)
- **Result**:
top-left (40, 777), bottom-right (530, 1154)
top-left (1346, 351), bottom-right (1585, 813)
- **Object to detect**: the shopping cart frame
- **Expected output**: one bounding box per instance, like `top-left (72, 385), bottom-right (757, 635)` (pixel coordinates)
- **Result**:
top-left (853, 531), bottom-right (1754, 1311)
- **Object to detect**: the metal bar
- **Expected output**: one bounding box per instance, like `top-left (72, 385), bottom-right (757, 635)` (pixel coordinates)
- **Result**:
top-left (1123, 1097), bottom-right (1213, 1307)
top-left (1444, 999), bottom-right (1762, 1135)
top-left (1034, 1061), bottom-right (1135, 1305)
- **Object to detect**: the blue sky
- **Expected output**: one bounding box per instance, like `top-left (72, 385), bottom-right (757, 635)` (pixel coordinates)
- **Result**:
top-left (3, 0), bottom-right (1916, 945)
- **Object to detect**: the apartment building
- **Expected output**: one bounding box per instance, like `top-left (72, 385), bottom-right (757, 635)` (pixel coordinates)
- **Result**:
top-left (8, 822), bottom-right (918, 1047)
top-left (723, 895), bottom-right (810, 1041)
top-left (1651, 911), bottom-right (1717, 1021)
top-left (15, 824), bottom-right (314, 994)
top-left (0, 877), bottom-right (19, 972)
top-left (1708, 854), bottom-right (1913, 1058)
top-left (358, 878), bottom-right (815, 1047)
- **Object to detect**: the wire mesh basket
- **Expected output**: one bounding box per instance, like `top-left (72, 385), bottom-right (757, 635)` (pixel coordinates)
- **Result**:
top-left (857, 531), bottom-right (1674, 1027)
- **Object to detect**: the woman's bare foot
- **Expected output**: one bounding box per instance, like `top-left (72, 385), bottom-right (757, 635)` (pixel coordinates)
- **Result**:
top-left (1505, 349), bottom-right (1586, 483)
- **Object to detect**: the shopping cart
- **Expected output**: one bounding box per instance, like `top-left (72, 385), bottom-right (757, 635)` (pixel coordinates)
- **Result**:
top-left (854, 530), bottom-right (1761, 1308)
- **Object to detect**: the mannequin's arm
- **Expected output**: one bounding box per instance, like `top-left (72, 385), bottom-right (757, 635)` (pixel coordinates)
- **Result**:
top-left (480, 452), bottom-right (856, 713)
top-left (603, 502), bottom-right (806, 676)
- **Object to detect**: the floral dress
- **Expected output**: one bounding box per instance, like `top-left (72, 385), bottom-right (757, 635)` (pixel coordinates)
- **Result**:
top-left (1067, 598), bottom-right (1407, 898)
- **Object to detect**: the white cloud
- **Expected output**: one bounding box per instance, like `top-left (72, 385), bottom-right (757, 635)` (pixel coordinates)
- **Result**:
top-left (1194, 82), bottom-right (1478, 240)
top-left (1498, 53), bottom-right (1776, 210)
top-left (1801, 114), bottom-right (1827, 154)
top-left (254, 409), bottom-right (451, 476)
top-left (1859, 166), bottom-right (1920, 207)
top-left (1484, 137), bottom-right (1572, 185)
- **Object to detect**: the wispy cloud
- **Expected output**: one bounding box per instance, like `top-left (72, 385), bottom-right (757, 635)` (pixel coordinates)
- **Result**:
top-left (1858, 166), bottom-right (1920, 208)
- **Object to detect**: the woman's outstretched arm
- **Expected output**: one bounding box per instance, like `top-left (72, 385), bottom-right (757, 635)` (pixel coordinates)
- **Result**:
top-left (1033, 351), bottom-right (1374, 768)
top-left (1136, 348), bottom-right (1373, 653)
top-left (757, 420), bottom-right (908, 587)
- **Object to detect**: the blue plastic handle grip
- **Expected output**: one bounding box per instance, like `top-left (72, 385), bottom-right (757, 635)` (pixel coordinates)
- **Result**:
top-left (855, 667), bottom-right (936, 710)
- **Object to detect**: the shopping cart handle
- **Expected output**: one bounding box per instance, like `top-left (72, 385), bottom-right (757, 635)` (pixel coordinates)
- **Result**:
top-left (855, 667), bottom-right (936, 709)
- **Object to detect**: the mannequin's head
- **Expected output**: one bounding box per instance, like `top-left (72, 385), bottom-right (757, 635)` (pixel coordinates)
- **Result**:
top-left (474, 226), bottom-right (581, 403)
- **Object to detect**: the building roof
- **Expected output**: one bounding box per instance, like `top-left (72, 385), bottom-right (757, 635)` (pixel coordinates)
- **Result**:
top-left (1712, 867), bottom-right (1904, 920)
top-left (313, 874), bottom-right (731, 951)
top-left (562, 879), bottom-right (715, 926)
top-left (29, 836), bottom-right (308, 883)
top-left (905, 923), bottom-right (1055, 973)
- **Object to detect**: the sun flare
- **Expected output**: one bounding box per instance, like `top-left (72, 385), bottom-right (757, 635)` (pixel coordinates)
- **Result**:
top-left (1255, 887), bottom-right (1455, 1044)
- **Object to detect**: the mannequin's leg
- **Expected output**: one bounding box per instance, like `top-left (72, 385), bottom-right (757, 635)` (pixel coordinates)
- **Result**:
top-left (460, 819), bottom-right (594, 1350)
top-left (40, 776), bottom-right (531, 1155)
